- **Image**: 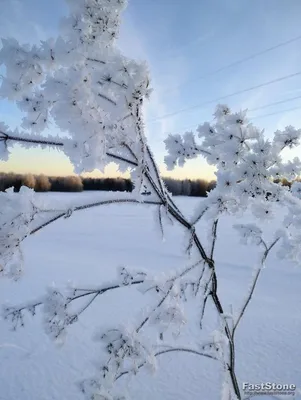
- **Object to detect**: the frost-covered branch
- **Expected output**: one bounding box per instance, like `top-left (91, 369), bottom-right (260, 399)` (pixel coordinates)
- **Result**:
top-left (136, 261), bottom-right (199, 333)
top-left (0, 129), bottom-right (64, 148)
top-left (3, 267), bottom-right (147, 338)
top-left (1, 0), bottom-right (301, 399)
top-left (164, 104), bottom-right (301, 399)
top-left (115, 346), bottom-right (217, 381)
top-left (76, 261), bottom-right (213, 397)
top-left (232, 236), bottom-right (280, 334)
top-left (0, 127), bottom-right (141, 168)
top-left (31, 196), bottom-right (163, 235)
top-left (0, 189), bottom-right (163, 276)
top-left (210, 219), bottom-right (219, 259)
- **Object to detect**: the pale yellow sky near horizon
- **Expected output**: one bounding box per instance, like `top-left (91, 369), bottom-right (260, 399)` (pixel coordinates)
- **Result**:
top-left (2, 0), bottom-right (301, 184)
top-left (0, 146), bottom-right (217, 181)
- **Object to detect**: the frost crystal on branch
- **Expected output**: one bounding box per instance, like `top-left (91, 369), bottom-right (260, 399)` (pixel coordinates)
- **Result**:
top-left (149, 299), bottom-right (187, 338)
top-left (166, 104), bottom-right (301, 225)
top-left (233, 224), bottom-right (263, 246)
top-left (84, 324), bottom-right (157, 397)
top-left (164, 132), bottom-right (207, 170)
top-left (100, 325), bottom-right (156, 372)
top-left (0, 0), bottom-right (152, 177)
top-left (1, 0), bottom-right (301, 399)
top-left (0, 187), bottom-right (41, 277)
top-left (273, 125), bottom-right (301, 150)
top-left (42, 286), bottom-right (76, 342)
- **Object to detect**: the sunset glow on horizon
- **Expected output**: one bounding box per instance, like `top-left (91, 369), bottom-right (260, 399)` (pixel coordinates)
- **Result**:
top-left (0, 146), bottom-right (216, 181)
top-left (1, 0), bottom-right (301, 182)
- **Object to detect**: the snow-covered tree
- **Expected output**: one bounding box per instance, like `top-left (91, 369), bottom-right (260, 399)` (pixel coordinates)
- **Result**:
top-left (1, 1), bottom-right (301, 400)
top-left (22, 173), bottom-right (36, 189)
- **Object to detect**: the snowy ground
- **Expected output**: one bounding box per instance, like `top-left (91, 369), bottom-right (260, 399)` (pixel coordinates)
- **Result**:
top-left (0, 193), bottom-right (300, 400)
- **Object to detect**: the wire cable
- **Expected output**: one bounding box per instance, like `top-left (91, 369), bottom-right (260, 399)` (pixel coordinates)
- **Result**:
top-left (251, 104), bottom-right (301, 120)
top-left (161, 104), bottom-right (301, 136)
top-left (149, 71), bottom-right (301, 123)
top-left (164, 33), bottom-right (301, 93)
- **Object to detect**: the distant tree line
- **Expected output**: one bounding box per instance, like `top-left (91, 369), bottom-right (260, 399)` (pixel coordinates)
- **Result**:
top-left (0, 172), bottom-right (220, 196)
top-left (1, 172), bottom-right (297, 197)
top-left (1, 172), bottom-right (299, 198)
top-left (0, 173), bottom-right (84, 193)
top-left (163, 178), bottom-right (216, 197)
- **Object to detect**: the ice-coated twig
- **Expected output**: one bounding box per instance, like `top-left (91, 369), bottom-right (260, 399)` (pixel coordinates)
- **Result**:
top-left (30, 197), bottom-right (163, 236)
top-left (3, 277), bottom-right (146, 334)
top-left (1, 0), bottom-right (301, 399)
top-left (115, 346), bottom-right (218, 381)
top-left (232, 236), bottom-right (280, 334)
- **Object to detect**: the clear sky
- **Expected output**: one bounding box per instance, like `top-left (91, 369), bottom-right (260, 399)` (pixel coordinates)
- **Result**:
top-left (1, 0), bottom-right (301, 180)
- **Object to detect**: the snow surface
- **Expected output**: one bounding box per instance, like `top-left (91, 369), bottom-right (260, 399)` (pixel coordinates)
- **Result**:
top-left (0, 193), bottom-right (300, 400)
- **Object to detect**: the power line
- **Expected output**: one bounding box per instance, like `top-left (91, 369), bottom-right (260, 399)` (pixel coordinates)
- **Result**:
top-left (162, 33), bottom-right (301, 94)
top-left (161, 103), bottom-right (301, 136)
top-left (249, 94), bottom-right (301, 112)
top-left (149, 70), bottom-right (301, 123)
top-left (250, 104), bottom-right (301, 120)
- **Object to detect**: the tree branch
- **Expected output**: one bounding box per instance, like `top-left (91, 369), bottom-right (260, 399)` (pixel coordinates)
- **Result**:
top-left (2, 117), bottom-right (240, 399)
top-left (210, 219), bottom-right (219, 259)
top-left (30, 197), bottom-right (163, 236)
top-left (232, 237), bottom-right (280, 335)
top-left (136, 261), bottom-right (200, 332)
top-left (121, 130), bottom-right (241, 398)
top-left (191, 205), bottom-right (210, 226)
top-left (3, 280), bottom-right (145, 326)
top-left (116, 346), bottom-right (217, 381)
top-left (155, 347), bottom-right (217, 360)
top-left (0, 131), bottom-right (64, 147)
top-left (4, 127), bottom-right (241, 397)
top-left (106, 151), bottom-right (138, 167)
top-left (1, 132), bottom-right (141, 168)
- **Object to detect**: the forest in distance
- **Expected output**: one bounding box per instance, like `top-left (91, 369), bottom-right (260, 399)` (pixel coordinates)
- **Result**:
top-left (0, 171), bottom-right (294, 197)
top-left (0, 171), bottom-right (215, 196)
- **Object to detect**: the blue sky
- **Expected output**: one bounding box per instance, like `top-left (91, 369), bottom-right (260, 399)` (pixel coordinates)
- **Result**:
top-left (1, 0), bottom-right (301, 180)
